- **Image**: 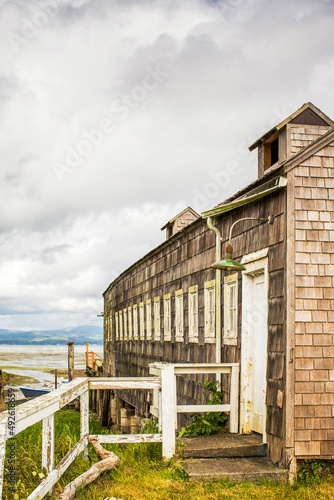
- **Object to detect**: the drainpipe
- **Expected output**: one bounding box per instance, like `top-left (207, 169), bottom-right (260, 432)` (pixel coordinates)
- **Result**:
top-left (206, 217), bottom-right (222, 366)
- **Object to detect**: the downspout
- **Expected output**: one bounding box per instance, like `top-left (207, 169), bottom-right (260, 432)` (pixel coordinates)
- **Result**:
top-left (206, 217), bottom-right (222, 365)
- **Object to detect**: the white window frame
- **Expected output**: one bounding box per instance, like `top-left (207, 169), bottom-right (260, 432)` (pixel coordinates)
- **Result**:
top-left (224, 273), bottom-right (238, 345)
top-left (128, 306), bottom-right (132, 340)
top-left (188, 285), bottom-right (198, 343)
top-left (205, 280), bottom-right (215, 343)
top-left (133, 305), bottom-right (138, 340)
top-left (139, 302), bottom-right (145, 340)
top-left (175, 289), bottom-right (184, 342)
top-left (146, 299), bottom-right (152, 341)
top-left (154, 297), bottom-right (161, 341)
top-left (115, 312), bottom-right (119, 341)
top-left (164, 293), bottom-right (171, 341)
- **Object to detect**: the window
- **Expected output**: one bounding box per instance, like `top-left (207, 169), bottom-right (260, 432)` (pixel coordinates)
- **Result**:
top-left (133, 305), bottom-right (138, 340)
top-left (119, 310), bottom-right (123, 340)
top-left (188, 285), bottom-right (198, 343)
top-left (139, 302), bottom-right (145, 340)
top-left (115, 312), bottom-right (119, 341)
top-left (128, 306), bottom-right (132, 340)
top-left (164, 293), bottom-right (171, 341)
top-left (154, 297), bottom-right (160, 341)
top-left (123, 308), bottom-right (127, 341)
top-left (205, 281), bottom-right (215, 343)
top-left (224, 273), bottom-right (238, 345)
top-left (175, 289), bottom-right (183, 342)
top-left (146, 300), bottom-right (152, 340)
top-left (106, 311), bottom-right (112, 342)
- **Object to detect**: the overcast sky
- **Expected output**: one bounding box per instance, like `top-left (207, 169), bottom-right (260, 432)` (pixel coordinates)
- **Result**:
top-left (1, 0), bottom-right (334, 331)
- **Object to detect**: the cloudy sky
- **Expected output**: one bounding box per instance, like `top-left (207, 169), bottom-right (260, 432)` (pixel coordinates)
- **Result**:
top-left (0, 0), bottom-right (334, 331)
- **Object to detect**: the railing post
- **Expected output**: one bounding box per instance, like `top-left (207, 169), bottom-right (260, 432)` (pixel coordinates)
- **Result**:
top-left (160, 364), bottom-right (175, 459)
top-left (42, 414), bottom-right (54, 474)
top-left (230, 365), bottom-right (239, 433)
top-left (0, 420), bottom-right (7, 500)
top-left (80, 390), bottom-right (89, 459)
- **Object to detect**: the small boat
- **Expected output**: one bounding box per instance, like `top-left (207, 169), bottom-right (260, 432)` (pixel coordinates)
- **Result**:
top-left (20, 387), bottom-right (51, 398)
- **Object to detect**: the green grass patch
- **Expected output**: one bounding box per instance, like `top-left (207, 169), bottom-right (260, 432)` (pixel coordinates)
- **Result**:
top-left (2, 411), bottom-right (334, 500)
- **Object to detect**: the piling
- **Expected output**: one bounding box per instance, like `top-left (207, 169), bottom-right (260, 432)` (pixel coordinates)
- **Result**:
top-left (67, 341), bottom-right (74, 382)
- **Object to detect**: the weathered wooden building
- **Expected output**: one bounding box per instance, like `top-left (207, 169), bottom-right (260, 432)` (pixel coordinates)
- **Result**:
top-left (103, 102), bottom-right (334, 469)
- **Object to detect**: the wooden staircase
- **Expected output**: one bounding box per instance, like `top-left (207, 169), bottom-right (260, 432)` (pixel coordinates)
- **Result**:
top-left (177, 433), bottom-right (289, 482)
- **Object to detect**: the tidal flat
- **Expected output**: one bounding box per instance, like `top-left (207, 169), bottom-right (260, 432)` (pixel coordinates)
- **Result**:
top-left (0, 344), bottom-right (103, 387)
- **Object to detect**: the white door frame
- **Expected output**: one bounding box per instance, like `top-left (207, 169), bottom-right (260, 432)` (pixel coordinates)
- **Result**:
top-left (240, 255), bottom-right (268, 442)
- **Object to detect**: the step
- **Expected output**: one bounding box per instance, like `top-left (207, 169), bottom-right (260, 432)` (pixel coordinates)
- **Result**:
top-left (177, 433), bottom-right (266, 458)
top-left (182, 457), bottom-right (289, 482)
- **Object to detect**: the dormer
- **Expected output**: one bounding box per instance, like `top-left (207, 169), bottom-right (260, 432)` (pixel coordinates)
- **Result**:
top-left (249, 102), bottom-right (334, 178)
top-left (161, 207), bottom-right (200, 239)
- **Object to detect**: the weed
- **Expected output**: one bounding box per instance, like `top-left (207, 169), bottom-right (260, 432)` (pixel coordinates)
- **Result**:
top-left (178, 380), bottom-right (227, 437)
top-left (297, 459), bottom-right (328, 484)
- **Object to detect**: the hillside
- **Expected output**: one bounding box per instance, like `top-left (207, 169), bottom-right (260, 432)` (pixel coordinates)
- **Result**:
top-left (0, 325), bottom-right (103, 345)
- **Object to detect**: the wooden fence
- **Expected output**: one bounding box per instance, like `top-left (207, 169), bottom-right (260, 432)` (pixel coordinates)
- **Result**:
top-left (0, 363), bottom-right (239, 500)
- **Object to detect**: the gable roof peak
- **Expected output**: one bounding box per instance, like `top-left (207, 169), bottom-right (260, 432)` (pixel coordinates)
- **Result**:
top-left (249, 102), bottom-right (334, 152)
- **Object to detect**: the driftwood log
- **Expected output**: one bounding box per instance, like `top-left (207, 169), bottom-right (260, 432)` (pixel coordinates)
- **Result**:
top-left (58, 437), bottom-right (120, 500)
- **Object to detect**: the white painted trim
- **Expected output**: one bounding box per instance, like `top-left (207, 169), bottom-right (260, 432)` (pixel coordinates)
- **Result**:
top-left (241, 247), bottom-right (269, 265)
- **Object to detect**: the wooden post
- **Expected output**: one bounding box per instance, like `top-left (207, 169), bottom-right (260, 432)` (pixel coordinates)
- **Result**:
top-left (0, 371), bottom-right (4, 413)
top-left (67, 342), bottom-right (74, 382)
top-left (42, 414), bottom-right (54, 474)
top-left (54, 369), bottom-right (58, 390)
top-left (80, 390), bottom-right (89, 459)
top-left (86, 342), bottom-right (89, 368)
top-left (160, 364), bottom-right (175, 459)
top-left (230, 365), bottom-right (239, 433)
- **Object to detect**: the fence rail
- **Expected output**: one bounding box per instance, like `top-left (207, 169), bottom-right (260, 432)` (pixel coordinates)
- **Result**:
top-left (0, 363), bottom-right (239, 500)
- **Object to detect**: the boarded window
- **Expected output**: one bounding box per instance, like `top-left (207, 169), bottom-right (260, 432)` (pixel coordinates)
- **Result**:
top-left (133, 305), bottom-right (138, 340)
top-left (119, 310), bottom-right (123, 341)
top-left (188, 285), bottom-right (198, 343)
top-left (146, 300), bottom-right (152, 341)
top-left (164, 294), bottom-right (171, 341)
top-left (175, 290), bottom-right (183, 342)
top-left (115, 312), bottom-right (119, 341)
top-left (205, 281), bottom-right (215, 343)
top-left (128, 306), bottom-right (132, 340)
top-left (123, 308), bottom-right (127, 341)
top-left (154, 297), bottom-right (160, 341)
top-left (139, 302), bottom-right (145, 340)
top-left (224, 273), bottom-right (238, 345)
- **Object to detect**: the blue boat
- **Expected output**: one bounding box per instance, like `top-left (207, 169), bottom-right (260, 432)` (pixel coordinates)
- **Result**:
top-left (20, 387), bottom-right (51, 398)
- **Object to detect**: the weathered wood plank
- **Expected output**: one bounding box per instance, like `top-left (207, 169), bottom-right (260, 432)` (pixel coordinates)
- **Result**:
top-left (89, 379), bottom-right (161, 390)
top-left (91, 434), bottom-right (162, 444)
top-left (42, 414), bottom-right (54, 474)
top-left (26, 436), bottom-right (89, 500)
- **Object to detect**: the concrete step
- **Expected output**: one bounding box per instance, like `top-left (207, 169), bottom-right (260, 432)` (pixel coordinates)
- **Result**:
top-left (177, 433), bottom-right (266, 459)
top-left (182, 457), bottom-right (289, 482)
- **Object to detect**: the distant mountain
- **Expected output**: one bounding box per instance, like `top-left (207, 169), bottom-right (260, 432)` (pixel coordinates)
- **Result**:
top-left (0, 325), bottom-right (103, 345)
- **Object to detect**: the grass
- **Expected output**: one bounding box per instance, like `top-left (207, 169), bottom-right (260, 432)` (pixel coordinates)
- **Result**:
top-left (2, 410), bottom-right (334, 500)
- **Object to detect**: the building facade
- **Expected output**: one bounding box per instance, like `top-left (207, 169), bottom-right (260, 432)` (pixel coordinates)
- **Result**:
top-left (103, 102), bottom-right (334, 469)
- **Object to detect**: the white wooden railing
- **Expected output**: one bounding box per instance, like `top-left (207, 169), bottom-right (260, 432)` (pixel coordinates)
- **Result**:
top-left (0, 363), bottom-right (239, 500)
top-left (149, 363), bottom-right (240, 434)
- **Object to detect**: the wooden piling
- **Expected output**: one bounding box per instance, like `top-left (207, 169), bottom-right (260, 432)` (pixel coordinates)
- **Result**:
top-left (67, 341), bottom-right (74, 382)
